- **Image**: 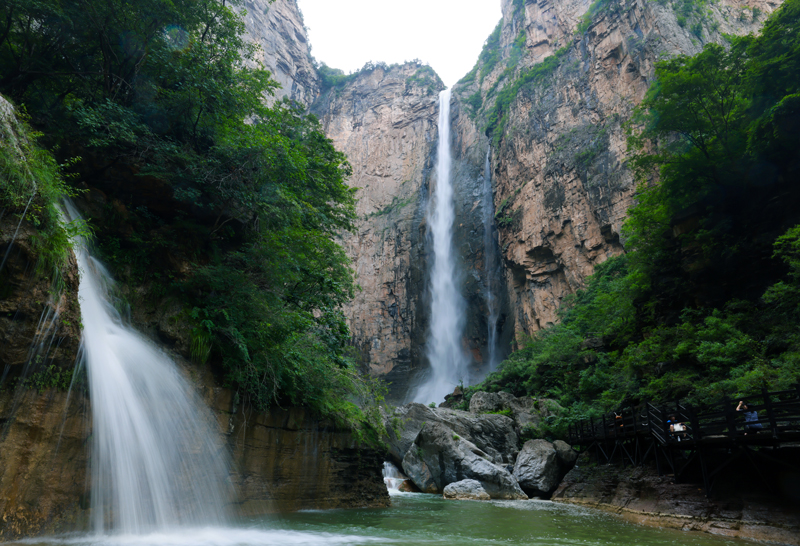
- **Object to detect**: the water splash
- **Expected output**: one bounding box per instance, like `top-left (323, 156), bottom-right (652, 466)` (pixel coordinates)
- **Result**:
top-left (414, 89), bottom-right (469, 404)
top-left (482, 147), bottom-right (501, 372)
top-left (63, 202), bottom-right (232, 534)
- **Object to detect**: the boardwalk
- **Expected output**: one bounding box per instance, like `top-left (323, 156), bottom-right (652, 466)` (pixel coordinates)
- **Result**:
top-left (566, 386), bottom-right (800, 494)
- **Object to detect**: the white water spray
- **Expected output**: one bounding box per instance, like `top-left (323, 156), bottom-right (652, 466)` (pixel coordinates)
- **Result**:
top-left (63, 202), bottom-right (231, 534)
top-left (482, 148), bottom-right (501, 372)
top-left (414, 89), bottom-right (469, 404)
top-left (382, 462), bottom-right (405, 492)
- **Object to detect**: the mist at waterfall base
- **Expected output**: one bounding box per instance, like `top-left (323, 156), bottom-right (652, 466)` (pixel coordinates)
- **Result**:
top-left (412, 89), bottom-right (470, 405)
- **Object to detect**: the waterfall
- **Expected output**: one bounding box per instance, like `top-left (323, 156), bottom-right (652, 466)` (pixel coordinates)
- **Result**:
top-left (63, 202), bottom-right (231, 534)
top-left (482, 148), bottom-right (501, 372)
top-left (382, 462), bottom-right (404, 492)
top-left (414, 89), bottom-right (469, 404)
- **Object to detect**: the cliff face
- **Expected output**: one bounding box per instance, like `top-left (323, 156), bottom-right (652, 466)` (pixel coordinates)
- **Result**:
top-left (240, 0), bottom-right (320, 105)
top-left (310, 64), bottom-right (441, 400)
top-left (453, 0), bottom-right (778, 339)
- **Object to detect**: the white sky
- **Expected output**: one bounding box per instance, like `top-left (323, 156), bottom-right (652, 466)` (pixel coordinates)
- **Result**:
top-left (296, 0), bottom-right (503, 87)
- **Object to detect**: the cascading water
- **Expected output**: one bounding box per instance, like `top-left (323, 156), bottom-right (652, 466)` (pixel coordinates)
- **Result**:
top-left (482, 148), bottom-right (501, 372)
top-left (63, 202), bottom-right (232, 534)
top-left (382, 462), bottom-right (405, 492)
top-left (414, 89), bottom-right (469, 404)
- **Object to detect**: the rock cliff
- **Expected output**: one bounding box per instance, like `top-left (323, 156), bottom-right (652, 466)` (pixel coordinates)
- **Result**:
top-left (240, 0), bottom-right (320, 105)
top-left (310, 64), bottom-right (517, 400)
top-left (310, 64), bottom-right (442, 400)
top-left (452, 0), bottom-right (779, 339)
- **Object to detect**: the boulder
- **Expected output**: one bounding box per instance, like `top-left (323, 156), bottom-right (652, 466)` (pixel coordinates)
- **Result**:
top-left (468, 392), bottom-right (564, 436)
top-left (402, 422), bottom-right (527, 500)
top-left (385, 403), bottom-right (518, 466)
top-left (443, 479), bottom-right (491, 500)
top-left (553, 439), bottom-right (578, 470)
top-left (513, 439), bottom-right (561, 497)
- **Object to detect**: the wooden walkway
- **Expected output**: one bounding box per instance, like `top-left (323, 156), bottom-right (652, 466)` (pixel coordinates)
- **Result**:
top-left (566, 386), bottom-right (800, 494)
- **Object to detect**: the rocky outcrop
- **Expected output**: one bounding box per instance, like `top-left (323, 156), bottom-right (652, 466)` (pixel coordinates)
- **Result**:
top-left (402, 422), bottom-right (526, 499)
top-left (468, 391), bottom-right (564, 434)
top-left (385, 402), bottom-right (519, 467)
top-left (240, 0), bottom-right (320, 105)
top-left (443, 479), bottom-right (491, 501)
top-left (452, 0), bottom-right (780, 340)
top-left (553, 454), bottom-right (800, 545)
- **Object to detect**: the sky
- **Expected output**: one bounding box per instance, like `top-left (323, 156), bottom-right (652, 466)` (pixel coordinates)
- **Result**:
top-left (295, 0), bottom-right (503, 88)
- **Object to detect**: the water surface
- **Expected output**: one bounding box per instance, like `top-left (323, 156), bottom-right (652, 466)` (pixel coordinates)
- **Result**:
top-left (18, 493), bottom-right (748, 546)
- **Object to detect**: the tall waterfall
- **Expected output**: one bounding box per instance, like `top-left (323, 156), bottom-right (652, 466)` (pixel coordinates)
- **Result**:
top-left (64, 203), bottom-right (231, 534)
top-left (482, 148), bottom-right (501, 372)
top-left (414, 89), bottom-right (469, 404)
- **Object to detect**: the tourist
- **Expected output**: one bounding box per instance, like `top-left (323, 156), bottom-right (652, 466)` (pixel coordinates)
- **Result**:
top-left (667, 415), bottom-right (687, 441)
top-left (736, 401), bottom-right (763, 435)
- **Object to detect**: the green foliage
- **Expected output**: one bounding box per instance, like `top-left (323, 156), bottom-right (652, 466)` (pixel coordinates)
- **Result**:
top-left (0, 0), bottom-right (386, 441)
top-left (21, 364), bottom-right (74, 393)
top-left (483, 408), bottom-right (513, 417)
top-left (577, 0), bottom-right (619, 34)
top-left (405, 65), bottom-right (442, 95)
top-left (485, 47), bottom-right (568, 146)
top-left (476, 22), bottom-right (503, 83)
top-left (0, 103), bottom-right (81, 279)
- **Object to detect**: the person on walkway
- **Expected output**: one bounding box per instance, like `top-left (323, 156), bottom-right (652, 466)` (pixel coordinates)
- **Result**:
top-left (667, 415), bottom-right (687, 441)
top-left (737, 401), bottom-right (763, 435)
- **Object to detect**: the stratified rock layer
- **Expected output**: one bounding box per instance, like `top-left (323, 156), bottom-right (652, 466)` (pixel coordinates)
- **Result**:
top-left (240, 0), bottom-right (320, 105)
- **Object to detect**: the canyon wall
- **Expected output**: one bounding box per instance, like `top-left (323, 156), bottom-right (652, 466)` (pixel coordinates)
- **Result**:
top-left (453, 0), bottom-right (778, 340)
top-left (240, 0), bottom-right (320, 105)
top-left (309, 64), bottom-right (441, 400)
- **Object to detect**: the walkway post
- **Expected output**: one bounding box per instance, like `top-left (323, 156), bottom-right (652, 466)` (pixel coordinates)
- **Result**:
top-left (762, 387), bottom-right (779, 438)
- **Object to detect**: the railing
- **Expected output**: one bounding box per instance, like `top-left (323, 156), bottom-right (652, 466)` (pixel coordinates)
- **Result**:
top-left (567, 385), bottom-right (800, 448)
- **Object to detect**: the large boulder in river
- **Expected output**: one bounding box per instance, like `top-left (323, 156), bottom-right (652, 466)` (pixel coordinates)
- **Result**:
top-left (512, 439), bottom-right (562, 497)
top-left (468, 392), bottom-right (564, 436)
top-left (443, 479), bottom-right (491, 501)
top-left (401, 422), bottom-right (527, 499)
top-left (385, 403), bottom-right (518, 466)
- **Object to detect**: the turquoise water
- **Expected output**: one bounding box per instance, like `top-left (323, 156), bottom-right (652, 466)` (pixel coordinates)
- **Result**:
top-left (264, 492), bottom-right (743, 546)
top-left (16, 493), bottom-right (747, 546)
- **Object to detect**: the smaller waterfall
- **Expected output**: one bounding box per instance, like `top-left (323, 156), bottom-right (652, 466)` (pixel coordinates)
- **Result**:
top-left (64, 202), bottom-right (232, 534)
top-left (382, 462), bottom-right (404, 492)
top-left (482, 148), bottom-right (501, 371)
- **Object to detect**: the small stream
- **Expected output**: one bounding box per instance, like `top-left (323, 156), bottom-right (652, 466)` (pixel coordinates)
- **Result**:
top-left (15, 494), bottom-right (747, 546)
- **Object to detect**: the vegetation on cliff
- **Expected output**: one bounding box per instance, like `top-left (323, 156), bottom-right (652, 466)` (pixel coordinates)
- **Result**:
top-left (0, 0), bottom-right (384, 441)
top-left (468, 0), bottom-right (800, 436)
top-left (0, 101), bottom-right (77, 282)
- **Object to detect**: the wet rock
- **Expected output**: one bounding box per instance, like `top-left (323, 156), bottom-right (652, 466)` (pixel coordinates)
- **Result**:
top-left (443, 479), bottom-right (491, 501)
top-left (402, 422), bottom-right (526, 499)
top-left (385, 403), bottom-right (519, 467)
top-left (513, 439), bottom-right (562, 498)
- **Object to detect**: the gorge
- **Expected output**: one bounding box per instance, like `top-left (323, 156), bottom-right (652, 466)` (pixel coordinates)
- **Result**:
top-left (2, 0), bottom-right (800, 544)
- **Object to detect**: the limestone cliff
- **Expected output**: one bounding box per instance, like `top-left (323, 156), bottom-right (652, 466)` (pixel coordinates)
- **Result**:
top-left (310, 63), bottom-right (442, 400)
top-left (240, 0), bottom-right (320, 105)
top-left (453, 0), bottom-right (779, 340)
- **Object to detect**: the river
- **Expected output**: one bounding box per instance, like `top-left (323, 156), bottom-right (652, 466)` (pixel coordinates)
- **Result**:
top-left (16, 493), bottom-right (746, 546)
